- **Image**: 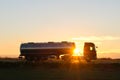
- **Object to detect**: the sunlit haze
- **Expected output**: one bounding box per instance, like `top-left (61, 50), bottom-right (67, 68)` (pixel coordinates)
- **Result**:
top-left (73, 48), bottom-right (81, 56)
top-left (0, 0), bottom-right (120, 58)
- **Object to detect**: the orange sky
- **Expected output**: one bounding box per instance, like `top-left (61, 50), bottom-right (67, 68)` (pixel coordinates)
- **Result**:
top-left (0, 37), bottom-right (120, 59)
top-left (0, 0), bottom-right (120, 58)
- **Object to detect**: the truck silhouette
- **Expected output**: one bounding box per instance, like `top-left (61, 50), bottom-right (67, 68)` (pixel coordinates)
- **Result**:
top-left (19, 41), bottom-right (97, 62)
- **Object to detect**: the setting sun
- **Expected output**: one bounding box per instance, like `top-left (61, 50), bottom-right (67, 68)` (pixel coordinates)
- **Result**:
top-left (73, 48), bottom-right (81, 56)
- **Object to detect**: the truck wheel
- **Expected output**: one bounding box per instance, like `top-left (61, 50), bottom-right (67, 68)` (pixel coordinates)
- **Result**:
top-left (85, 58), bottom-right (91, 62)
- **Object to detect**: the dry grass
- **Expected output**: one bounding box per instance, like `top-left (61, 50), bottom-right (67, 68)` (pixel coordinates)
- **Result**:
top-left (0, 58), bottom-right (120, 80)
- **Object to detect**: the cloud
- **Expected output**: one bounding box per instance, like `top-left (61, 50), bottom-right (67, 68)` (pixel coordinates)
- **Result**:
top-left (98, 52), bottom-right (120, 59)
top-left (72, 36), bottom-right (120, 41)
top-left (100, 49), bottom-right (120, 53)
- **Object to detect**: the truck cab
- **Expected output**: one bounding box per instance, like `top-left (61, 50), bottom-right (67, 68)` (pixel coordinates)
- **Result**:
top-left (83, 42), bottom-right (97, 62)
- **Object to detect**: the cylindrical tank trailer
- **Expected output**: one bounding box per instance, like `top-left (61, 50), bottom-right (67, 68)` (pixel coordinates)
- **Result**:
top-left (20, 41), bottom-right (75, 61)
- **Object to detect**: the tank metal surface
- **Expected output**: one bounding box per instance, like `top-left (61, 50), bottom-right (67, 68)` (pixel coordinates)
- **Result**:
top-left (20, 41), bottom-right (75, 61)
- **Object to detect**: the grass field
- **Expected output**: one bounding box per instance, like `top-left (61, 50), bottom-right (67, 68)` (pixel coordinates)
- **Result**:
top-left (0, 59), bottom-right (120, 80)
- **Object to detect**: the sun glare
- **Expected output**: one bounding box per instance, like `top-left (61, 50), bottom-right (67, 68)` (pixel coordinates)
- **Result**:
top-left (73, 48), bottom-right (81, 56)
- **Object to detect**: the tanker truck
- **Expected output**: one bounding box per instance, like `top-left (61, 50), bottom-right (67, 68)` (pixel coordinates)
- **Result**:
top-left (19, 41), bottom-right (97, 62)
